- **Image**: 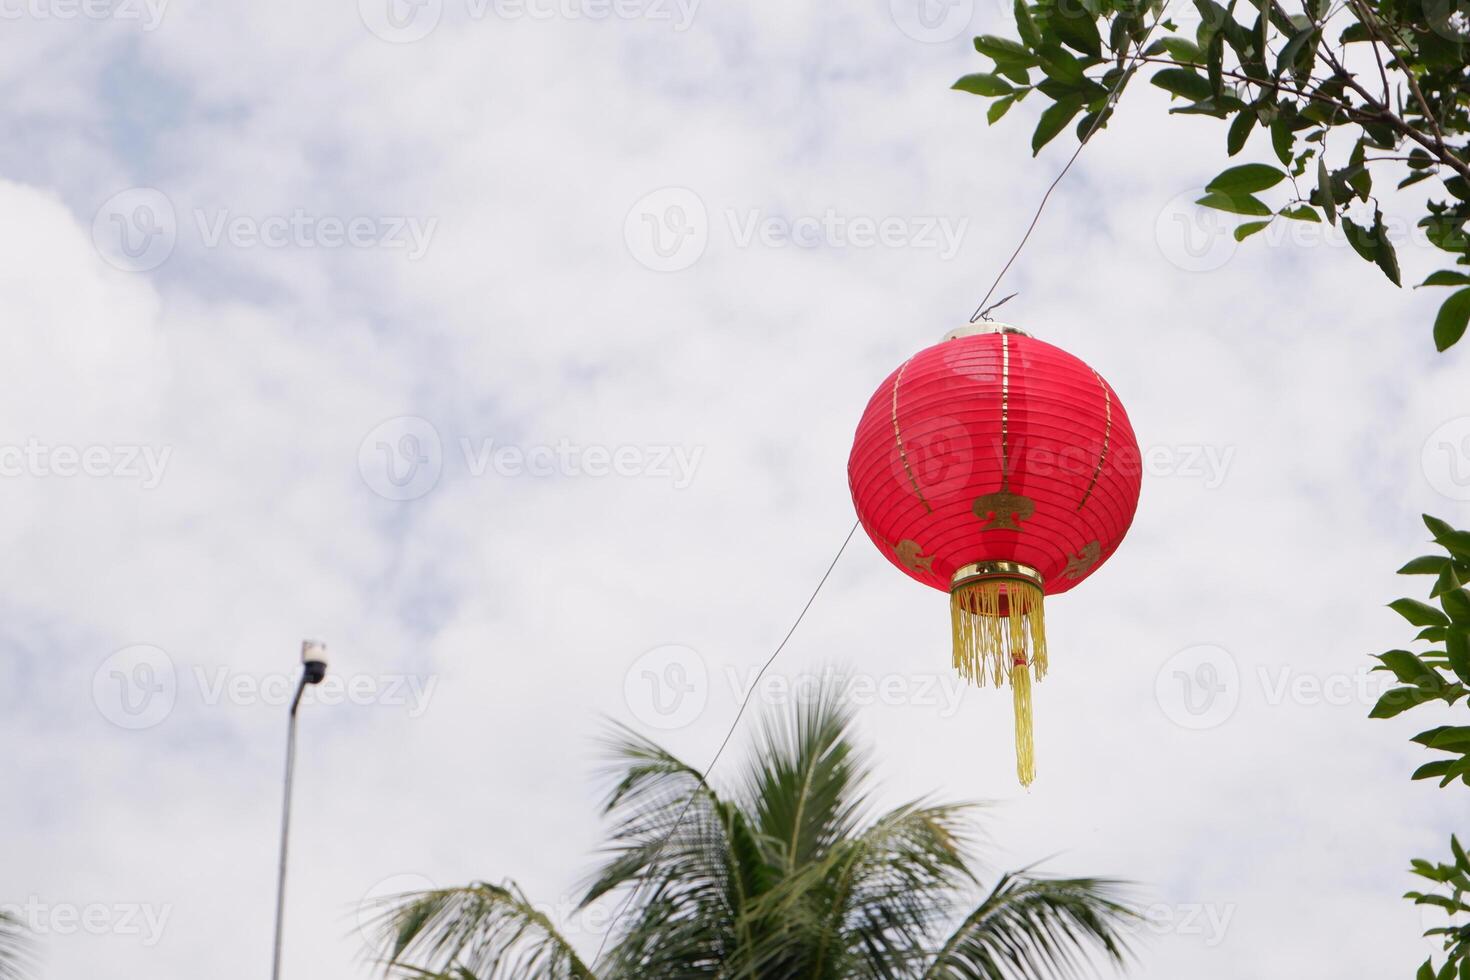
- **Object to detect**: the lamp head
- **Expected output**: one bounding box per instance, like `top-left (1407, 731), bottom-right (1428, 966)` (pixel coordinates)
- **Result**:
top-left (301, 640), bottom-right (328, 685)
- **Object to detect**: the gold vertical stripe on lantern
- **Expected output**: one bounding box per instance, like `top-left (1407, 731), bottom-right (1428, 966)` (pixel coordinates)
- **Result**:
top-left (950, 575), bottom-right (1047, 786)
top-left (1077, 368), bottom-right (1112, 512)
top-left (889, 358), bottom-right (933, 514)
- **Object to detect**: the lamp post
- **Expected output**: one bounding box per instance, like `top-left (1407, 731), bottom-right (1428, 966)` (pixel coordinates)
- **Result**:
top-left (271, 640), bottom-right (329, 980)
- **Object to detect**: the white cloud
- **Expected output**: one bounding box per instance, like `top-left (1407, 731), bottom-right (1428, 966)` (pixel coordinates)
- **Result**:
top-left (0, 3), bottom-right (1465, 977)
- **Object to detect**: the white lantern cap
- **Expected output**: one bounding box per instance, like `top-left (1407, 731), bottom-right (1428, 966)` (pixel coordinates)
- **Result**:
top-left (943, 322), bottom-right (1031, 342)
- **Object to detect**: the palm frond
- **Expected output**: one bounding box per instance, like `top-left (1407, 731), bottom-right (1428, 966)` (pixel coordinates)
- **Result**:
top-left (744, 800), bottom-right (982, 980)
top-left (922, 871), bottom-right (1138, 980)
top-left (581, 724), bottom-right (744, 977)
top-left (580, 723), bottom-right (716, 907)
top-left (369, 882), bottom-right (592, 980)
top-left (739, 674), bottom-right (873, 876)
top-left (0, 911), bottom-right (35, 980)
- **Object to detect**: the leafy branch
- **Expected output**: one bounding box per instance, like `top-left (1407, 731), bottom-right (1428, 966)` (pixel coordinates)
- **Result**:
top-left (1373, 514), bottom-right (1470, 977)
top-left (955, 0), bottom-right (1470, 349)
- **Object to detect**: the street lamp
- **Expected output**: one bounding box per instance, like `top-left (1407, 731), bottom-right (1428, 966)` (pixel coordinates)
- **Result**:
top-left (271, 640), bottom-right (329, 980)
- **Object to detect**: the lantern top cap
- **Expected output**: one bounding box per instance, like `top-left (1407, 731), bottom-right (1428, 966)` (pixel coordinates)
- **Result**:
top-left (943, 322), bottom-right (1032, 342)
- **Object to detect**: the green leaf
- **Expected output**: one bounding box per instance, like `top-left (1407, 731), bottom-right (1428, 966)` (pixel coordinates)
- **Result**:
top-left (1160, 37), bottom-right (1203, 60)
top-left (1277, 25), bottom-right (1317, 73)
top-left (1048, 5), bottom-right (1102, 57)
top-left (1374, 215), bottom-right (1402, 286)
top-left (1412, 725), bottom-right (1453, 747)
top-left (1373, 684), bottom-right (1446, 718)
top-left (1074, 105), bottom-right (1113, 141)
top-left (1014, 0), bottom-right (1042, 49)
top-left (1349, 164), bottom-right (1378, 201)
top-left (1317, 156), bottom-right (1336, 225)
top-left (1110, 15), bottom-right (1137, 57)
top-left (1426, 515), bottom-right (1457, 539)
top-left (1448, 629), bottom-right (1470, 684)
top-left (1227, 110), bottom-right (1254, 155)
top-left (1196, 191), bottom-right (1272, 216)
top-left (1206, 30), bottom-right (1225, 94)
top-left (1401, 556), bottom-right (1451, 574)
top-left (1279, 205), bottom-right (1321, 222)
top-left (1392, 598), bottom-right (1452, 627)
top-left (987, 94), bottom-right (1018, 124)
top-left (1233, 220), bottom-right (1270, 241)
top-left (1151, 68), bottom-right (1214, 101)
top-left (954, 73), bottom-right (1014, 96)
top-left (1433, 563), bottom-right (1463, 598)
top-left (1037, 76), bottom-right (1108, 101)
top-left (1207, 163), bottom-right (1286, 195)
top-left (974, 34), bottom-right (1033, 61)
top-left (1425, 520), bottom-right (1470, 561)
top-left (1428, 725), bottom-right (1470, 749)
top-left (1379, 650), bottom-right (1440, 685)
top-left (1420, 271), bottom-right (1470, 288)
top-left (1270, 117), bottom-right (1294, 164)
top-left (1421, 214), bottom-right (1469, 254)
top-left (1171, 96), bottom-right (1244, 118)
top-left (997, 62), bottom-right (1033, 85)
top-left (1193, 0), bottom-right (1230, 38)
top-left (1434, 288), bottom-right (1470, 351)
top-left (1442, 588), bottom-right (1470, 623)
top-left (1032, 99), bottom-right (1084, 155)
top-left (1344, 216), bottom-right (1378, 265)
top-left (1414, 759), bottom-right (1456, 780)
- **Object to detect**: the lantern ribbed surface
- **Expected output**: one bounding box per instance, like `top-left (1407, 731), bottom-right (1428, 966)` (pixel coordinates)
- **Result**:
top-left (847, 325), bottom-right (1142, 785)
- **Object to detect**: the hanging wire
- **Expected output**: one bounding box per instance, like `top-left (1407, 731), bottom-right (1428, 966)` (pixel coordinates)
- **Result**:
top-left (592, 5), bottom-right (1176, 966)
top-left (969, 0), bottom-right (1176, 323)
top-left (591, 520), bottom-right (860, 965)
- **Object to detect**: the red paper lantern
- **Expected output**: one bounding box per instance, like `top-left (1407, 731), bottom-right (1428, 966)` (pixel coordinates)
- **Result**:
top-left (847, 323), bottom-right (1142, 784)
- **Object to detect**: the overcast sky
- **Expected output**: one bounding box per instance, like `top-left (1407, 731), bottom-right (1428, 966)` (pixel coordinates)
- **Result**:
top-left (2, 0), bottom-right (1468, 977)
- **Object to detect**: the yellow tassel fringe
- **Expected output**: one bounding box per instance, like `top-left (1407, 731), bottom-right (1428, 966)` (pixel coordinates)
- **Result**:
top-left (950, 578), bottom-right (1047, 686)
top-left (1011, 659), bottom-right (1034, 786)
top-left (950, 577), bottom-right (1047, 787)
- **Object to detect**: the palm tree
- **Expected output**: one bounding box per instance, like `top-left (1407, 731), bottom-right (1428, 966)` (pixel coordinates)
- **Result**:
top-left (373, 679), bottom-right (1137, 979)
top-left (0, 910), bottom-right (34, 980)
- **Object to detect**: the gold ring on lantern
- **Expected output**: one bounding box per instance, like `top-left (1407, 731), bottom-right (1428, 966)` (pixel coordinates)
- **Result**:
top-left (950, 560), bottom-right (1043, 590)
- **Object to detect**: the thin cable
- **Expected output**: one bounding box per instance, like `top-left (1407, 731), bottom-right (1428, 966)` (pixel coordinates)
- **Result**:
top-left (592, 519), bottom-right (860, 967)
top-left (592, 13), bottom-right (1174, 963)
top-left (969, 2), bottom-right (1175, 323)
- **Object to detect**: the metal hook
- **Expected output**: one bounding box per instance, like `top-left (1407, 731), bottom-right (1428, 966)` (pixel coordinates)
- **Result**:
top-left (974, 292), bottom-right (1018, 323)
